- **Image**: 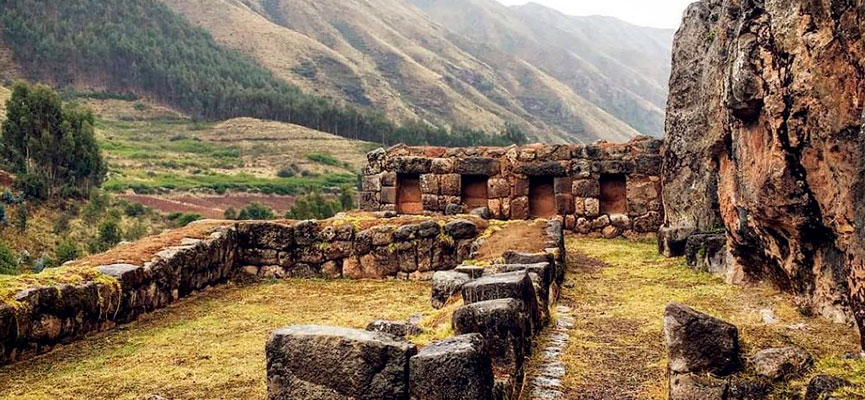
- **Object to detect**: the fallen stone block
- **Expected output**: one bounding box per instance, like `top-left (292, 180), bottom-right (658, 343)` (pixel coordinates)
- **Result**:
top-left (462, 271), bottom-right (541, 334)
top-left (664, 303), bottom-right (741, 376)
top-left (452, 298), bottom-right (531, 380)
top-left (454, 265), bottom-right (485, 279)
top-left (488, 263), bottom-right (553, 322)
top-left (266, 325), bottom-right (416, 400)
top-left (805, 375), bottom-right (850, 400)
top-left (750, 346), bottom-right (812, 381)
top-left (409, 333), bottom-right (495, 400)
top-left (685, 233), bottom-right (730, 277)
top-left (431, 271), bottom-right (472, 309)
top-left (366, 320), bottom-right (423, 339)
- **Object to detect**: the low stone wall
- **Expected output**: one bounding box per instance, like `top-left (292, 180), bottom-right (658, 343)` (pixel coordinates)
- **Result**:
top-left (0, 215), bottom-right (487, 367)
top-left (266, 219), bottom-right (567, 400)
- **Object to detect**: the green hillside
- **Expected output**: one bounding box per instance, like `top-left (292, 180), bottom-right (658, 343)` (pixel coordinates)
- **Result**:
top-left (0, 0), bottom-right (521, 146)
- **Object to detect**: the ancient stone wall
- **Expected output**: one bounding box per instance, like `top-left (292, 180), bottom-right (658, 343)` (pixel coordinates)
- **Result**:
top-left (361, 138), bottom-right (665, 237)
top-left (0, 215), bottom-right (487, 367)
top-left (662, 0), bottom-right (865, 349)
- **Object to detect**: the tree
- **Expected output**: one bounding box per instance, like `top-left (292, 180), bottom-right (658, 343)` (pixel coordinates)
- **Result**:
top-left (286, 191), bottom-right (341, 220)
top-left (91, 220), bottom-right (122, 253)
top-left (13, 204), bottom-right (27, 232)
top-left (0, 242), bottom-right (18, 275)
top-left (0, 82), bottom-right (107, 200)
top-left (223, 207), bottom-right (238, 220)
top-left (339, 186), bottom-right (356, 211)
top-left (237, 202), bottom-right (274, 220)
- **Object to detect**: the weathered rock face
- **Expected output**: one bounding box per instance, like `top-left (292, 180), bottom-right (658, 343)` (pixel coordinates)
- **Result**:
top-left (663, 0), bottom-right (865, 349)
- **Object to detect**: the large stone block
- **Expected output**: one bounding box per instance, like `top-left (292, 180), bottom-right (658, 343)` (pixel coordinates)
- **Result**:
top-left (443, 219), bottom-right (478, 240)
top-left (439, 174), bottom-right (461, 196)
top-left (431, 158), bottom-right (454, 174)
top-left (420, 174), bottom-right (439, 195)
top-left (488, 178), bottom-right (510, 198)
top-left (381, 187), bottom-right (397, 205)
top-left (571, 178), bottom-right (600, 198)
top-left (685, 234), bottom-right (730, 277)
top-left (514, 161), bottom-right (567, 177)
top-left (393, 157), bottom-right (432, 174)
top-left (510, 197), bottom-right (529, 220)
top-left (266, 325), bottom-right (417, 400)
top-left (664, 303), bottom-right (741, 376)
top-left (363, 174), bottom-right (383, 192)
top-left (455, 157), bottom-right (500, 176)
top-left (409, 334), bottom-right (495, 400)
top-left (453, 299), bottom-right (530, 379)
top-left (462, 271), bottom-right (540, 333)
top-left (431, 271), bottom-right (472, 309)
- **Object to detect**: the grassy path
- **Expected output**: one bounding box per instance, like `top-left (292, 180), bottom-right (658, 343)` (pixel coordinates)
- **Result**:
top-left (552, 237), bottom-right (864, 399)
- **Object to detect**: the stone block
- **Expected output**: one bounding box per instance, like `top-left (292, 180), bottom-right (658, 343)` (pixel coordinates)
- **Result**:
top-left (393, 156), bottom-right (432, 174)
top-left (409, 334), bottom-right (494, 400)
top-left (599, 160), bottom-right (633, 174)
top-left (635, 155), bottom-right (662, 175)
top-left (363, 174), bottom-right (382, 192)
top-left (572, 179), bottom-right (601, 198)
top-left (512, 178), bottom-right (530, 196)
top-left (360, 191), bottom-right (380, 211)
top-left (381, 187), bottom-right (397, 205)
top-left (576, 217), bottom-right (591, 234)
top-left (553, 177), bottom-right (573, 194)
top-left (592, 215), bottom-right (610, 230)
top-left (488, 178), bottom-right (510, 198)
top-left (750, 347), bottom-right (812, 381)
top-left (444, 219), bottom-right (478, 239)
top-left (633, 212), bottom-right (663, 234)
top-left (685, 234), bottom-right (730, 277)
top-left (420, 174), bottom-right (439, 195)
top-left (664, 303), bottom-right (741, 376)
top-left (455, 157), bottom-right (500, 176)
top-left (431, 271), bottom-right (472, 309)
top-left (510, 197), bottom-right (529, 220)
top-left (454, 265), bottom-right (485, 279)
top-left (422, 194), bottom-right (440, 212)
top-left (462, 271), bottom-right (540, 334)
top-left (658, 225), bottom-right (697, 257)
top-left (431, 158), bottom-right (454, 174)
top-left (555, 193), bottom-right (574, 215)
top-left (366, 320), bottom-right (423, 338)
top-left (439, 174), bottom-right (461, 196)
top-left (416, 220), bottom-right (441, 238)
top-left (585, 198), bottom-right (600, 217)
top-left (514, 161), bottom-right (567, 177)
top-left (266, 325), bottom-right (416, 400)
top-left (453, 299), bottom-right (531, 379)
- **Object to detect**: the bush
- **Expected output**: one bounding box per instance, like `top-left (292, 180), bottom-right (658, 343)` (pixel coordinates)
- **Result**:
top-left (83, 191), bottom-right (111, 223)
top-left (223, 207), bottom-right (238, 220)
top-left (55, 239), bottom-right (81, 265)
top-left (123, 202), bottom-right (148, 217)
top-left (0, 204), bottom-right (7, 227)
top-left (1, 190), bottom-right (18, 204)
top-left (174, 213), bottom-right (202, 227)
top-left (14, 173), bottom-right (48, 201)
top-left (31, 254), bottom-right (55, 273)
top-left (339, 186), bottom-right (356, 211)
top-left (286, 191), bottom-right (341, 220)
top-left (0, 242), bottom-right (18, 275)
top-left (237, 202), bottom-right (274, 220)
top-left (91, 220), bottom-right (122, 253)
top-left (124, 219), bottom-right (150, 241)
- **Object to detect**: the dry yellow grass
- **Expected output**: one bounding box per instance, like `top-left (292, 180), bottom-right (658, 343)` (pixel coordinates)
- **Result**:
top-left (547, 237), bottom-right (864, 399)
top-left (0, 279), bottom-right (433, 400)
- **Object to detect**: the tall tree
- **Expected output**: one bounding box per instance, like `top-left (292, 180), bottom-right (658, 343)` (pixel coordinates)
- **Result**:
top-left (1, 82), bottom-right (107, 199)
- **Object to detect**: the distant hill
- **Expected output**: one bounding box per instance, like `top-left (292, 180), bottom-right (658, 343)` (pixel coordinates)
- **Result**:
top-left (0, 0), bottom-right (675, 143)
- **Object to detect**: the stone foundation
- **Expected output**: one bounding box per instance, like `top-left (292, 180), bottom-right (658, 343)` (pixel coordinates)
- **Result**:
top-left (361, 138), bottom-right (664, 237)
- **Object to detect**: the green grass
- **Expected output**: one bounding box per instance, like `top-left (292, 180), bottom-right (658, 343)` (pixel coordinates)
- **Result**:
top-left (104, 170), bottom-right (356, 195)
top-left (0, 279), bottom-right (432, 400)
top-left (550, 237), bottom-right (864, 399)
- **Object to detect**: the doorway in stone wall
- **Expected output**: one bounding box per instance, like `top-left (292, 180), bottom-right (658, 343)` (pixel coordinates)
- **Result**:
top-left (600, 174), bottom-right (627, 215)
top-left (461, 175), bottom-right (489, 210)
top-left (529, 176), bottom-right (556, 218)
top-left (397, 174), bottom-right (423, 214)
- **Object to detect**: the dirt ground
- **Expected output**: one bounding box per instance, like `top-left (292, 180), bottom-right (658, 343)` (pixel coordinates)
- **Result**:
top-left (474, 220), bottom-right (549, 261)
top-left (121, 193), bottom-right (301, 218)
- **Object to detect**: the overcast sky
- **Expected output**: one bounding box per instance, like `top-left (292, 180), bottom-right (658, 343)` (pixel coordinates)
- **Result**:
top-left (495, 0), bottom-right (694, 29)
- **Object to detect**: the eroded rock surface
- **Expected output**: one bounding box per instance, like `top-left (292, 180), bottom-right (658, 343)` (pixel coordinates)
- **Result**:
top-left (662, 0), bottom-right (865, 349)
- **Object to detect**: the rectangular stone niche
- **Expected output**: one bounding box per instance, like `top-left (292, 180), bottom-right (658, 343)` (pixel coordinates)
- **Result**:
top-left (600, 174), bottom-right (627, 215)
top-left (529, 176), bottom-right (556, 218)
top-left (461, 175), bottom-right (489, 210)
top-left (397, 173), bottom-right (423, 214)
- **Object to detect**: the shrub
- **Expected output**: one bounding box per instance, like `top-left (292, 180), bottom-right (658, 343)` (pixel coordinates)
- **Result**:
top-left (83, 190), bottom-right (111, 223)
top-left (0, 242), bottom-right (18, 275)
top-left (174, 213), bottom-right (202, 227)
top-left (276, 166), bottom-right (296, 178)
top-left (91, 220), bottom-right (122, 253)
top-left (0, 204), bottom-right (7, 227)
top-left (31, 254), bottom-right (55, 273)
top-left (14, 173), bottom-right (49, 201)
top-left (124, 219), bottom-right (150, 241)
top-left (286, 191), bottom-right (341, 220)
top-left (1, 190), bottom-right (18, 204)
top-left (237, 202), bottom-right (274, 220)
top-left (55, 239), bottom-right (81, 265)
top-left (339, 186), bottom-right (356, 211)
top-left (123, 202), bottom-right (148, 217)
top-left (223, 207), bottom-right (238, 220)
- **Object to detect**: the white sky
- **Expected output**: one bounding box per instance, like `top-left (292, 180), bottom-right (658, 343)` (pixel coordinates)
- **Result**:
top-left (495, 0), bottom-right (695, 29)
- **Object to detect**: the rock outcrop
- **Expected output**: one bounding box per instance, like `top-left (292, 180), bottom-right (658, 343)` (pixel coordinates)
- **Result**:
top-left (663, 0), bottom-right (865, 349)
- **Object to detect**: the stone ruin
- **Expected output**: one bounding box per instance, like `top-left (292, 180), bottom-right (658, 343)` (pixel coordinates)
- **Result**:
top-left (360, 137), bottom-right (664, 238)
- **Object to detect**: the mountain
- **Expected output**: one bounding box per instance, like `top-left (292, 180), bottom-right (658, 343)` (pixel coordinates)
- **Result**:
top-left (0, 0), bottom-right (674, 144)
top-left (411, 0), bottom-right (674, 136)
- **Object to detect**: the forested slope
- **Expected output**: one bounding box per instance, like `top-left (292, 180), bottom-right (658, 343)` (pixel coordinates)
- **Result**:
top-left (0, 0), bottom-right (521, 146)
